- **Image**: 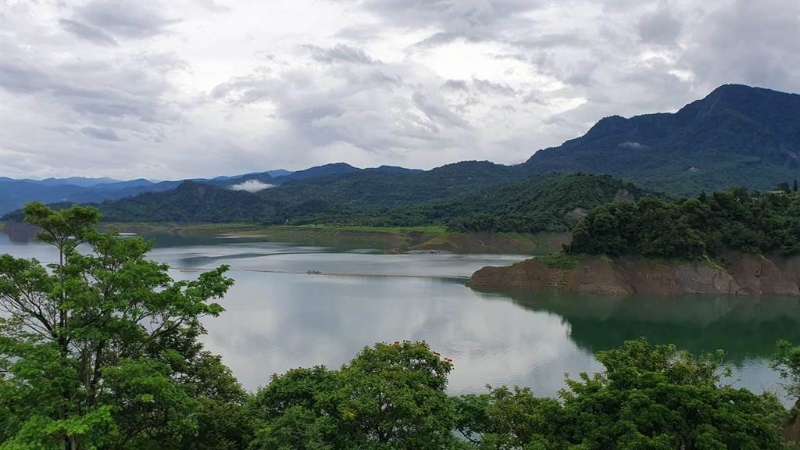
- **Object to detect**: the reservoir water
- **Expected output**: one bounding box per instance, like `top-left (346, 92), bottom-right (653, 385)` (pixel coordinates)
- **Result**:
top-left (3, 231), bottom-right (799, 403)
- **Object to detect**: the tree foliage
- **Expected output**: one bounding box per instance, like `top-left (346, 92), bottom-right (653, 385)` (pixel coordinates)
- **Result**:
top-left (0, 202), bottom-right (246, 449)
top-left (249, 341), bottom-right (457, 450)
top-left (2, 203), bottom-right (799, 449)
top-left (454, 339), bottom-right (788, 449)
top-left (571, 189), bottom-right (800, 259)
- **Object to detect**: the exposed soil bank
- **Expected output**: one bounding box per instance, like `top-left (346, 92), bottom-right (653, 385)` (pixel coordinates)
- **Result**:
top-left (1, 221), bottom-right (567, 255)
top-left (468, 252), bottom-right (800, 295)
top-left (408, 232), bottom-right (568, 255)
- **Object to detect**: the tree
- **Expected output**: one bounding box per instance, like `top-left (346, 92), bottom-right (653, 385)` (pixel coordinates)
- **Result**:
top-left (772, 340), bottom-right (800, 402)
top-left (0, 202), bottom-right (236, 449)
top-left (454, 339), bottom-right (788, 449)
top-left (249, 341), bottom-right (458, 450)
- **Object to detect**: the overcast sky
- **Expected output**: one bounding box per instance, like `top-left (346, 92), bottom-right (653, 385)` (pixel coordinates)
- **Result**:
top-left (1, 0), bottom-right (798, 180)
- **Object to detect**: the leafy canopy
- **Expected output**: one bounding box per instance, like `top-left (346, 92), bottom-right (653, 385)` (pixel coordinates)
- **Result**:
top-left (0, 202), bottom-right (245, 450)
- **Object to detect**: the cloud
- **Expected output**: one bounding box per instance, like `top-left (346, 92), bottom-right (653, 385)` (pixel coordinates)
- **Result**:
top-left (59, 19), bottom-right (118, 46)
top-left (229, 180), bottom-right (274, 192)
top-left (72, 1), bottom-right (179, 39)
top-left (0, 0), bottom-right (799, 180)
top-left (306, 44), bottom-right (378, 65)
top-left (638, 6), bottom-right (683, 45)
top-left (619, 141), bottom-right (646, 149)
top-left (441, 79), bottom-right (468, 91)
top-left (81, 126), bottom-right (123, 141)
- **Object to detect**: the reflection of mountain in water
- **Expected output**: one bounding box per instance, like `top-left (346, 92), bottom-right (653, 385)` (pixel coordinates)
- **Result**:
top-left (479, 290), bottom-right (800, 365)
top-left (0, 222), bottom-right (38, 243)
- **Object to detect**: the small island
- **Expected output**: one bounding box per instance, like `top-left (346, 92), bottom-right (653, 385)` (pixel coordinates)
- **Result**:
top-left (469, 187), bottom-right (800, 295)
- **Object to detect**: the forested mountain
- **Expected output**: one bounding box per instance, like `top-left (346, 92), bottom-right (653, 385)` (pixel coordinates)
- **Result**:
top-left (76, 172), bottom-right (649, 236)
top-left (288, 173), bottom-right (653, 233)
top-left (89, 161), bottom-right (521, 223)
top-left (525, 84), bottom-right (800, 195)
top-left (4, 84), bottom-right (800, 219)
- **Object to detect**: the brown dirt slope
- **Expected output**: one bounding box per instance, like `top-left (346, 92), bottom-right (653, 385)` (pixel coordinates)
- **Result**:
top-left (468, 252), bottom-right (800, 295)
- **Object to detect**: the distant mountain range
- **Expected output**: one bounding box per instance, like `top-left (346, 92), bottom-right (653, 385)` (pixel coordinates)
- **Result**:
top-left (2, 84), bottom-right (799, 220)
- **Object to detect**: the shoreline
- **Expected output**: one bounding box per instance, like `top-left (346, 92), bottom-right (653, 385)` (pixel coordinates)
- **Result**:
top-left (1, 221), bottom-right (569, 255)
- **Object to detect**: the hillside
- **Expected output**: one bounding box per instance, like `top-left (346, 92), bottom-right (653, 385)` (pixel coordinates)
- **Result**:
top-left (292, 173), bottom-right (653, 233)
top-left (4, 84), bottom-right (800, 216)
top-left (85, 172), bottom-right (650, 236)
top-left (88, 160), bottom-right (520, 223)
top-left (525, 84), bottom-right (800, 195)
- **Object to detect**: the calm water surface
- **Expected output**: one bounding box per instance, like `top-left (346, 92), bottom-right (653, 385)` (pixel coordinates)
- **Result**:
top-left (3, 232), bottom-right (799, 402)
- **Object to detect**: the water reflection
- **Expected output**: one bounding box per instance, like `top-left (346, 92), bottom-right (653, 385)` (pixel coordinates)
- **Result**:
top-left (1, 231), bottom-right (796, 402)
top-left (484, 290), bottom-right (800, 364)
top-left (190, 270), bottom-right (601, 397)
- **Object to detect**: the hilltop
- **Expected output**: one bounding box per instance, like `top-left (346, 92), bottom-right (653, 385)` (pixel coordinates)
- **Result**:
top-left (525, 84), bottom-right (800, 195)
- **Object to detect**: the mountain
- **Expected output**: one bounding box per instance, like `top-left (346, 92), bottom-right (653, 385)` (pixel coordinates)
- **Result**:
top-left (5, 84), bottom-right (800, 219)
top-left (89, 160), bottom-right (519, 223)
top-left (266, 169), bottom-right (293, 178)
top-left (91, 172), bottom-right (648, 233)
top-left (26, 177), bottom-right (122, 187)
top-left (0, 165), bottom-right (365, 216)
top-left (524, 84), bottom-right (800, 195)
top-left (275, 163), bottom-right (360, 183)
top-left (294, 172), bottom-right (652, 232)
top-left (96, 181), bottom-right (278, 223)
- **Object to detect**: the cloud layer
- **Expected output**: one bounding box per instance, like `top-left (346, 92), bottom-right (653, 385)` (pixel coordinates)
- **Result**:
top-left (1, 0), bottom-right (798, 179)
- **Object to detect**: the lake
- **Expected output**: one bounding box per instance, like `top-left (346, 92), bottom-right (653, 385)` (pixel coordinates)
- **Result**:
top-left (3, 231), bottom-right (799, 403)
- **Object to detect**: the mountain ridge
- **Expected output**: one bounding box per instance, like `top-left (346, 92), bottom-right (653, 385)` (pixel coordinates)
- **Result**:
top-left (3, 84), bottom-right (800, 217)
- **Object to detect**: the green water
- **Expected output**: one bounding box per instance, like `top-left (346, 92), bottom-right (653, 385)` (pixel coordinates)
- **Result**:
top-left (2, 231), bottom-right (797, 402)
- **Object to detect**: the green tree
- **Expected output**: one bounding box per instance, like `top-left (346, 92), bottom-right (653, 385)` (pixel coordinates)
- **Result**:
top-left (772, 340), bottom-right (800, 402)
top-left (455, 339), bottom-right (788, 449)
top-left (0, 202), bottom-right (237, 449)
top-left (249, 341), bottom-right (458, 450)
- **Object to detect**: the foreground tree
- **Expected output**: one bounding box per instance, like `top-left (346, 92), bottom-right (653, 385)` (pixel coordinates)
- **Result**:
top-left (249, 341), bottom-right (458, 450)
top-left (455, 339), bottom-right (789, 449)
top-left (0, 203), bottom-right (239, 449)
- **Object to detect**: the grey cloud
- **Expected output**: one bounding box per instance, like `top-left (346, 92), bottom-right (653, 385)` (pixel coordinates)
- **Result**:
top-left (441, 79), bottom-right (468, 91)
top-left (73, 1), bottom-right (178, 39)
top-left (306, 44), bottom-right (377, 65)
top-left (366, 0), bottom-right (540, 49)
top-left (565, 61), bottom-right (599, 87)
top-left (366, 0), bottom-right (537, 29)
top-left (135, 52), bottom-right (191, 74)
top-left (58, 19), bottom-right (118, 46)
top-left (0, 61), bottom-right (51, 94)
top-left (638, 6), bottom-right (683, 45)
top-left (682, 0), bottom-right (800, 93)
top-left (473, 78), bottom-right (518, 96)
top-left (513, 33), bottom-right (591, 50)
top-left (210, 73), bottom-right (276, 105)
top-left (414, 31), bottom-right (483, 49)
top-left (412, 92), bottom-right (469, 129)
top-left (81, 126), bottom-right (123, 141)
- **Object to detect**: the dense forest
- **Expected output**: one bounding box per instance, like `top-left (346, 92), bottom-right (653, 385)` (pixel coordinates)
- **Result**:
top-left (285, 173), bottom-right (651, 233)
top-left (570, 186), bottom-right (800, 259)
top-left (3, 204), bottom-right (800, 449)
top-left (2, 173), bottom-right (651, 237)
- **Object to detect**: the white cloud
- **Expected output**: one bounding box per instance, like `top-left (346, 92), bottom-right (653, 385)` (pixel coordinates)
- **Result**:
top-left (0, 0), bottom-right (797, 179)
top-left (229, 180), bottom-right (274, 192)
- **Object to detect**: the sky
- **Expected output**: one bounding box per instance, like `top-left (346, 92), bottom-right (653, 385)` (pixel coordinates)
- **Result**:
top-left (1, 0), bottom-right (799, 180)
